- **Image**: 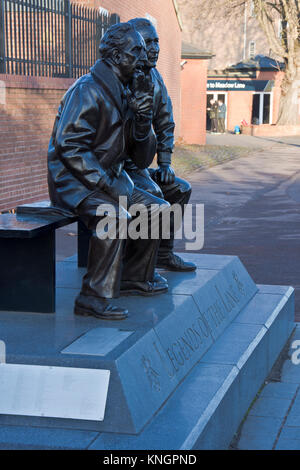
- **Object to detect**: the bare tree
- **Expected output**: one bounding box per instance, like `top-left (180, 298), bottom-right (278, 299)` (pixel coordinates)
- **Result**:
top-left (248, 0), bottom-right (299, 124)
top-left (178, 0), bottom-right (300, 125)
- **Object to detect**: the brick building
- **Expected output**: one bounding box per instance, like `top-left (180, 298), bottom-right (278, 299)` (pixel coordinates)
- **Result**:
top-left (180, 42), bottom-right (213, 145)
top-left (177, 0), bottom-right (300, 133)
top-left (206, 55), bottom-right (285, 132)
top-left (0, 0), bottom-right (182, 212)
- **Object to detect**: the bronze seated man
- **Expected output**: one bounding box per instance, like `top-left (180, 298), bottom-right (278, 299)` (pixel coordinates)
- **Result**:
top-left (125, 18), bottom-right (196, 273)
top-left (48, 23), bottom-right (170, 320)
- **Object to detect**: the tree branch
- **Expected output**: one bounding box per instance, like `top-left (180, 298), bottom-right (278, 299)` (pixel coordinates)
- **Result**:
top-left (254, 0), bottom-right (287, 57)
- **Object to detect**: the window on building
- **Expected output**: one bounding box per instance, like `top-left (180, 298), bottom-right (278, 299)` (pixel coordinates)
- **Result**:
top-left (250, 1), bottom-right (256, 17)
top-left (249, 41), bottom-right (256, 59)
top-left (251, 93), bottom-right (272, 124)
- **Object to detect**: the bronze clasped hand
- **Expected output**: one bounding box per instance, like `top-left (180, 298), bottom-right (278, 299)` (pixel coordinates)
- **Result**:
top-left (126, 70), bottom-right (154, 122)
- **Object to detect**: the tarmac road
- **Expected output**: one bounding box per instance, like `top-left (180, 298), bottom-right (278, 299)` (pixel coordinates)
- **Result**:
top-left (177, 134), bottom-right (300, 321)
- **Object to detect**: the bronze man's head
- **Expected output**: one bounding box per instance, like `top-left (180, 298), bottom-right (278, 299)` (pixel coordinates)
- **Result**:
top-left (99, 22), bottom-right (147, 82)
top-left (128, 18), bottom-right (160, 69)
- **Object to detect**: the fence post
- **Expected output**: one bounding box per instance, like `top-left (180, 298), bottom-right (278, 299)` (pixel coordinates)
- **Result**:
top-left (0, 0), bottom-right (5, 74)
top-left (95, 11), bottom-right (102, 60)
top-left (110, 13), bottom-right (120, 26)
top-left (64, 0), bottom-right (72, 77)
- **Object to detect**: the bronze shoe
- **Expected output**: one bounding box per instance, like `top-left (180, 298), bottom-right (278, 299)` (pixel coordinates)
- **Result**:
top-left (120, 280), bottom-right (168, 296)
top-left (74, 294), bottom-right (128, 320)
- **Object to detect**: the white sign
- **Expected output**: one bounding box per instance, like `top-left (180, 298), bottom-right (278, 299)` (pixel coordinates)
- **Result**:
top-left (207, 81), bottom-right (246, 90)
top-left (62, 327), bottom-right (133, 356)
top-left (0, 363), bottom-right (110, 421)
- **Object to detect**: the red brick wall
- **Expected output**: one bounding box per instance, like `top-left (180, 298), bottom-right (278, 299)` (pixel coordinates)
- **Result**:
top-left (180, 58), bottom-right (208, 145)
top-left (0, 75), bottom-right (73, 212)
top-left (242, 124), bottom-right (300, 137)
top-left (226, 90), bottom-right (253, 131)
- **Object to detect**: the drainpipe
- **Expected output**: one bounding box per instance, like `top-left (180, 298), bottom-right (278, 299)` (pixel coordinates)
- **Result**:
top-left (243, 2), bottom-right (247, 60)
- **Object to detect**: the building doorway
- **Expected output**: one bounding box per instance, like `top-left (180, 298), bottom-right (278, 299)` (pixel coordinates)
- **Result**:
top-left (251, 93), bottom-right (272, 124)
top-left (206, 93), bottom-right (227, 131)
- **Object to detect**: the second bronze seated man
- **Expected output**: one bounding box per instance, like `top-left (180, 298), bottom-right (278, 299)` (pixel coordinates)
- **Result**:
top-left (126, 18), bottom-right (196, 273)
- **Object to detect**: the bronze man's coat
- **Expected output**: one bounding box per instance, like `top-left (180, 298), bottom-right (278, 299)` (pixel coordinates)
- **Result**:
top-left (48, 59), bottom-right (157, 211)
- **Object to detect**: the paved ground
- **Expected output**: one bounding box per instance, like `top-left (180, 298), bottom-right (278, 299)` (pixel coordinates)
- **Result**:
top-left (199, 133), bottom-right (300, 450)
top-left (235, 325), bottom-right (300, 450)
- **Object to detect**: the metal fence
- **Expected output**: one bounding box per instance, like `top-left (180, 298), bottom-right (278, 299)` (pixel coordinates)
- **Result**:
top-left (0, 0), bottom-right (120, 77)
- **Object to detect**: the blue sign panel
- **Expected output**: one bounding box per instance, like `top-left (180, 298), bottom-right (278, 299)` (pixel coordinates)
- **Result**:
top-left (207, 80), bottom-right (274, 91)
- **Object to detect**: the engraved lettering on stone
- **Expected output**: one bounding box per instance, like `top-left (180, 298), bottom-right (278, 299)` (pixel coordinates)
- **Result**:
top-left (145, 273), bottom-right (250, 383)
top-left (142, 355), bottom-right (161, 392)
top-left (215, 283), bottom-right (241, 317)
top-left (215, 284), bottom-right (230, 314)
top-left (162, 313), bottom-right (214, 374)
top-left (196, 315), bottom-right (212, 337)
top-left (232, 270), bottom-right (246, 296)
top-left (166, 346), bottom-right (179, 373)
top-left (153, 341), bottom-right (175, 379)
top-left (172, 341), bottom-right (185, 366)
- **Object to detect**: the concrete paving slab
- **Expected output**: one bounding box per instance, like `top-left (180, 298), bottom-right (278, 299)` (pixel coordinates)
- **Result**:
top-left (248, 396), bottom-right (291, 419)
top-left (281, 361), bottom-right (300, 384)
top-left (238, 434), bottom-right (276, 450)
top-left (279, 426), bottom-right (300, 440)
top-left (284, 394), bottom-right (300, 427)
top-left (200, 323), bottom-right (267, 366)
top-left (275, 438), bottom-right (300, 450)
top-left (0, 425), bottom-right (98, 450)
top-left (237, 415), bottom-right (282, 450)
top-left (260, 382), bottom-right (298, 399)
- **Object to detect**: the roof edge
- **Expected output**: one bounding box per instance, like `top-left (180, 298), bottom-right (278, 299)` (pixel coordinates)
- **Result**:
top-left (182, 52), bottom-right (215, 59)
top-left (182, 41), bottom-right (214, 60)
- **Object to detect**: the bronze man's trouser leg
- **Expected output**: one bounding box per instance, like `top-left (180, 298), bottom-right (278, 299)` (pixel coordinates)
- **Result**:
top-left (76, 187), bottom-right (168, 299)
top-left (122, 186), bottom-right (169, 281)
top-left (127, 169), bottom-right (192, 257)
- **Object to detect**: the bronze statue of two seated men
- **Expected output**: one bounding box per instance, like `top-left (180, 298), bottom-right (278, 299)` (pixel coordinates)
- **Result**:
top-left (48, 19), bottom-right (196, 320)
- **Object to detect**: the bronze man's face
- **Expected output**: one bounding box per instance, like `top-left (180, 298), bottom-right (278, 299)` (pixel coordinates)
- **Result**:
top-left (136, 24), bottom-right (160, 68)
top-left (117, 31), bottom-right (147, 82)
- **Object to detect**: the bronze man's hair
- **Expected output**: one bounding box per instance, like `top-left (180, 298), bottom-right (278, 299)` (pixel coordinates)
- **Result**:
top-left (128, 17), bottom-right (155, 31)
top-left (99, 22), bottom-right (135, 58)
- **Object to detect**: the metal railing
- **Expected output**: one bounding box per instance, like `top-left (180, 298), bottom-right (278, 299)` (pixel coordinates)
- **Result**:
top-left (0, 0), bottom-right (119, 77)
